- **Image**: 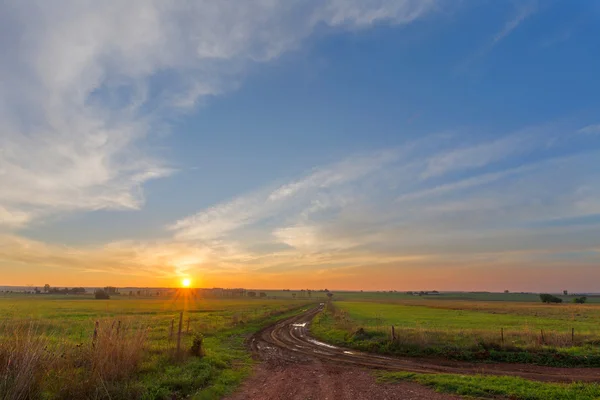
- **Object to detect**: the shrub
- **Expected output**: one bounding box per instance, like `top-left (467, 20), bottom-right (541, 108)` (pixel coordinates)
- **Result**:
top-left (94, 289), bottom-right (110, 300)
top-left (573, 296), bottom-right (587, 304)
top-left (190, 333), bottom-right (204, 357)
top-left (540, 294), bottom-right (562, 303)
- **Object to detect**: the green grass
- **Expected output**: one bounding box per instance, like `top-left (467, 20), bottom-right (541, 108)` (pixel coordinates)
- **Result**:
top-left (378, 372), bottom-right (600, 400)
top-left (329, 291), bottom-right (600, 303)
top-left (0, 294), bottom-right (314, 399)
top-left (330, 301), bottom-right (600, 331)
top-left (311, 300), bottom-right (600, 367)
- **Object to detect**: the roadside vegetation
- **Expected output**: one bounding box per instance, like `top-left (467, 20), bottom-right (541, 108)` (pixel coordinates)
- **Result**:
top-left (0, 293), bottom-right (316, 399)
top-left (311, 299), bottom-right (600, 367)
top-left (377, 371), bottom-right (600, 400)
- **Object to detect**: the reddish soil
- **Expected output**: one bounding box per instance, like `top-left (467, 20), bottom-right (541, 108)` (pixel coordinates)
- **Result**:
top-left (225, 361), bottom-right (460, 400)
top-left (226, 305), bottom-right (600, 399)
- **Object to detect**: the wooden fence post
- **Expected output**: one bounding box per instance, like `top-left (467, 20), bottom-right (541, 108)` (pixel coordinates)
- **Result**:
top-left (391, 325), bottom-right (395, 341)
top-left (92, 321), bottom-right (99, 348)
top-left (501, 328), bottom-right (504, 345)
top-left (177, 312), bottom-right (183, 357)
top-left (572, 327), bottom-right (575, 345)
top-left (116, 320), bottom-right (121, 336)
top-left (540, 329), bottom-right (545, 344)
top-left (170, 318), bottom-right (174, 339)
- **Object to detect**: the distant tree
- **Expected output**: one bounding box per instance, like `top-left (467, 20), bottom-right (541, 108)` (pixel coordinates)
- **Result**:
top-left (292, 293), bottom-right (296, 299)
top-left (406, 291), bottom-right (413, 295)
top-left (326, 292), bottom-right (333, 299)
top-left (247, 291), bottom-right (256, 298)
top-left (104, 286), bottom-right (119, 295)
top-left (540, 293), bottom-right (562, 304)
top-left (307, 290), bottom-right (312, 298)
top-left (504, 290), bottom-right (510, 293)
top-left (94, 289), bottom-right (110, 300)
top-left (43, 284), bottom-right (50, 293)
top-left (129, 291), bottom-right (133, 297)
top-left (259, 292), bottom-right (267, 298)
top-left (563, 290), bottom-right (569, 296)
top-left (573, 296), bottom-right (587, 304)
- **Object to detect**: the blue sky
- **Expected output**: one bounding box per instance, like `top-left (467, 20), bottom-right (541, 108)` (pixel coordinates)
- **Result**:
top-left (1, 0), bottom-right (599, 290)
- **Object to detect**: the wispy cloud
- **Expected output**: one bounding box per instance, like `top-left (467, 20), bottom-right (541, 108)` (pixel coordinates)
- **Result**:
top-left (492, 2), bottom-right (537, 45)
top-left (458, 1), bottom-right (537, 71)
top-left (421, 132), bottom-right (536, 178)
top-left (579, 124), bottom-right (600, 135)
top-left (163, 125), bottom-right (600, 285)
top-left (0, 0), bottom-right (439, 229)
top-left (1, 123), bottom-right (599, 289)
top-left (169, 149), bottom-right (399, 241)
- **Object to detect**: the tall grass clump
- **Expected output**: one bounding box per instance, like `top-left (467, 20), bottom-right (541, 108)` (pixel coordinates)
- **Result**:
top-left (48, 319), bottom-right (149, 399)
top-left (0, 319), bottom-right (149, 399)
top-left (0, 322), bottom-right (55, 400)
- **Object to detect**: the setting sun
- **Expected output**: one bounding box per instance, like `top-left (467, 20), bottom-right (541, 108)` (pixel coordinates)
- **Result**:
top-left (182, 278), bottom-right (191, 287)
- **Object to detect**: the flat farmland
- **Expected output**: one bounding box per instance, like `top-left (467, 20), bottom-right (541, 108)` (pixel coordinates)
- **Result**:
top-left (0, 293), bottom-right (313, 400)
top-left (312, 298), bottom-right (600, 367)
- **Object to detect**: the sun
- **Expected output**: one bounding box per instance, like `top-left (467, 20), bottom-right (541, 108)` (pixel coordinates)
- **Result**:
top-left (181, 278), bottom-right (191, 288)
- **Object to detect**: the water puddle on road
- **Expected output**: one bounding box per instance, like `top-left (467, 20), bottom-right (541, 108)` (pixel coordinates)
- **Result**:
top-left (307, 338), bottom-right (338, 349)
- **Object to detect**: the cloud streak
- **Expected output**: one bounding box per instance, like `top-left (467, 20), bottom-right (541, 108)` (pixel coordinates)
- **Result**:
top-left (457, 1), bottom-right (537, 71)
top-left (163, 125), bottom-right (600, 287)
top-left (0, 0), bottom-right (439, 229)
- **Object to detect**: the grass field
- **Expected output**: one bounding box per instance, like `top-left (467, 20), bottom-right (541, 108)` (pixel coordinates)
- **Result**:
top-left (331, 291), bottom-right (600, 303)
top-left (377, 372), bottom-right (600, 400)
top-left (312, 296), bottom-right (600, 367)
top-left (0, 292), bottom-right (316, 399)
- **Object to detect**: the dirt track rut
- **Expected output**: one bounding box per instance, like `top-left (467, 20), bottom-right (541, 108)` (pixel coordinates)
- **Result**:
top-left (250, 305), bottom-right (600, 383)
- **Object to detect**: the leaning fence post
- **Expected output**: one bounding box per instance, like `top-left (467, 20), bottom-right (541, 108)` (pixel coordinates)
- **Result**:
top-left (177, 312), bottom-right (183, 357)
top-left (92, 321), bottom-right (99, 348)
top-left (540, 329), bottom-right (545, 344)
top-left (170, 318), bottom-right (174, 339)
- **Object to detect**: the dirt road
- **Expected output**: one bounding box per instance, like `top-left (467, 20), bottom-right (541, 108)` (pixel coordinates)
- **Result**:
top-left (226, 305), bottom-right (600, 399)
top-left (226, 362), bottom-right (462, 400)
top-left (249, 305), bottom-right (600, 383)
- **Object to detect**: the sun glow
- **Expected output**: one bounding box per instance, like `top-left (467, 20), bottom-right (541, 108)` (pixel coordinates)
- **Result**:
top-left (182, 278), bottom-right (191, 287)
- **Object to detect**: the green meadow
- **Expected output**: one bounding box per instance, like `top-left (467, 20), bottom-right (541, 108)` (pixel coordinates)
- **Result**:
top-left (312, 297), bottom-right (600, 366)
top-left (0, 292), bottom-right (316, 399)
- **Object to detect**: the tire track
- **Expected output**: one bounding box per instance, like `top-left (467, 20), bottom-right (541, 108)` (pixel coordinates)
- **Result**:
top-left (250, 305), bottom-right (600, 383)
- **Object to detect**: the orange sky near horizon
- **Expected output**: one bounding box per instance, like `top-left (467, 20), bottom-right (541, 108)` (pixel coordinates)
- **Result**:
top-left (2, 258), bottom-right (598, 293)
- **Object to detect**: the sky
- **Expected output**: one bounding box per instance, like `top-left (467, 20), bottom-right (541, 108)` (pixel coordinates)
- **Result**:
top-left (1, 0), bottom-right (600, 291)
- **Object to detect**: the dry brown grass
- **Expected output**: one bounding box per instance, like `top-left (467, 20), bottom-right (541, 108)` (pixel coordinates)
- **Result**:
top-left (0, 322), bottom-right (56, 400)
top-left (0, 319), bottom-right (148, 400)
